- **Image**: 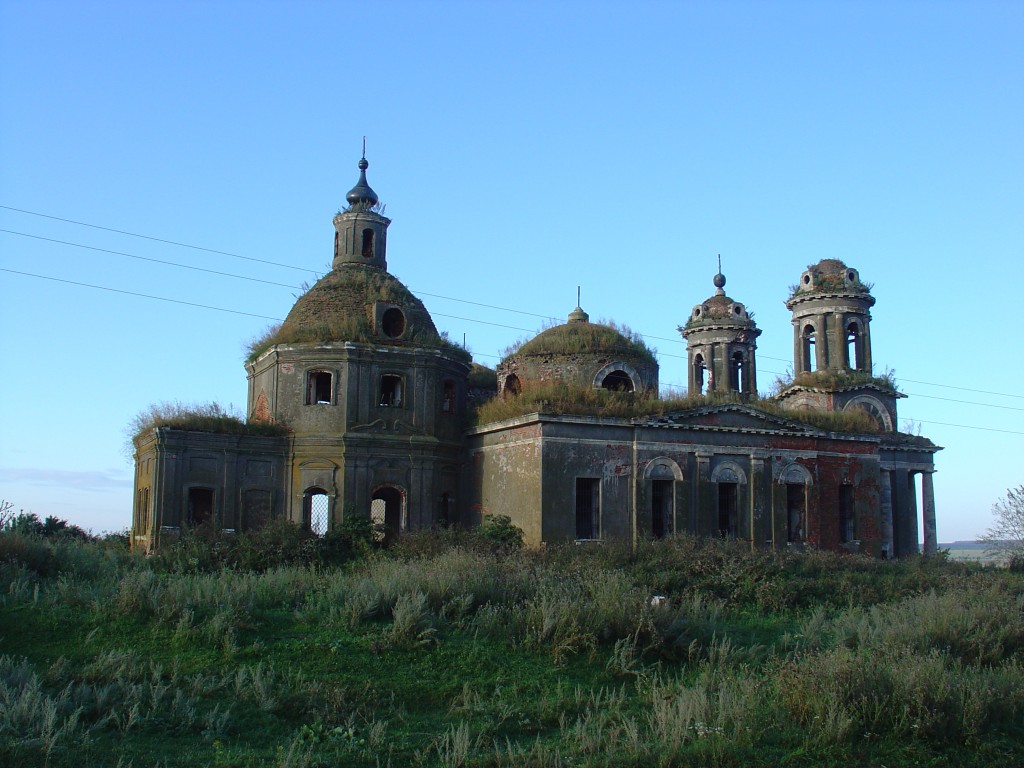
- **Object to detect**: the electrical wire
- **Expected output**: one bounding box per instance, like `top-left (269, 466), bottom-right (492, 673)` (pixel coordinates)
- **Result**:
top-left (2, 205), bottom-right (1021, 409)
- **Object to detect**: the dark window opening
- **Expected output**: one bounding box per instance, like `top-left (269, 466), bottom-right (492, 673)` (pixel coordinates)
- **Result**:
top-left (575, 478), bottom-right (600, 540)
top-left (601, 370), bottom-right (634, 392)
top-left (334, 230), bottom-right (339, 259)
top-left (439, 492), bottom-right (452, 527)
top-left (371, 486), bottom-right (403, 545)
top-left (442, 379), bottom-right (457, 413)
top-left (802, 325), bottom-right (816, 373)
top-left (651, 479), bottom-right (672, 539)
top-left (380, 374), bottom-right (403, 407)
top-left (787, 483), bottom-right (805, 542)
top-left (839, 484), bottom-right (855, 543)
top-left (717, 482), bottom-right (738, 538)
top-left (503, 374), bottom-right (521, 398)
top-left (382, 307), bottom-right (405, 338)
top-left (307, 370), bottom-right (333, 405)
top-left (303, 488), bottom-right (329, 537)
top-left (187, 487), bottom-right (214, 528)
top-left (361, 228), bottom-right (374, 259)
top-left (693, 354), bottom-right (705, 395)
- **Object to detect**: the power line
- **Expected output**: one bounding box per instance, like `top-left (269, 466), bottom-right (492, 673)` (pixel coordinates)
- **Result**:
top-left (2, 205), bottom-right (1019, 406)
top-left (0, 268), bottom-right (284, 321)
top-left (0, 204), bottom-right (318, 274)
top-left (1, 229), bottom-right (300, 289)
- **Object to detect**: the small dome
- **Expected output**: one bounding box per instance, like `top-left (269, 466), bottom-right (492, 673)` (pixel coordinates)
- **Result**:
top-left (278, 264), bottom-right (439, 346)
top-left (790, 259), bottom-right (871, 302)
top-left (515, 319), bottom-right (653, 360)
top-left (684, 271), bottom-right (756, 327)
top-left (345, 156), bottom-right (380, 209)
top-left (499, 315), bottom-right (658, 395)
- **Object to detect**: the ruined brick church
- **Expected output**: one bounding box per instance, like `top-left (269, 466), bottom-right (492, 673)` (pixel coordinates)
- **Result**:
top-left (131, 156), bottom-right (940, 557)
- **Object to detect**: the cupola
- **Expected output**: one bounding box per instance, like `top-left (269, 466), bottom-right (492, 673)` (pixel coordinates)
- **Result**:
top-left (332, 153), bottom-right (390, 270)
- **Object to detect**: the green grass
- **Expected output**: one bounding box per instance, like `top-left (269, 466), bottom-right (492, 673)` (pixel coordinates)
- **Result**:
top-left (2, 529), bottom-right (1022, 767)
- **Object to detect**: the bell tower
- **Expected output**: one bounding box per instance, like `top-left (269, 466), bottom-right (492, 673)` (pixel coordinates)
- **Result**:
top-left (786, 259), bottom-right (874, 375)
top-left (680, 263), bottom-right (760, 397)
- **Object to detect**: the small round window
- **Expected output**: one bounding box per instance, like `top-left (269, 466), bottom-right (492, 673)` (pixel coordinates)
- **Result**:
top-left (802, 274), bottom-right (812, 285)
top-left (382, 308), bottom-right (406, 338)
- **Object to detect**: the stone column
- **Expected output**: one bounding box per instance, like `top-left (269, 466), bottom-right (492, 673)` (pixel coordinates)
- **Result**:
top-left (921, 471), bottom-right (937, 556)
top-left (792, 321), bottom-right (803, 374)
top-left (815, 317), bottom-right (828, 371)
top-left (880, 469), bottom-right (894, 559)
top-left (834, 312), bottom-right (847, 369)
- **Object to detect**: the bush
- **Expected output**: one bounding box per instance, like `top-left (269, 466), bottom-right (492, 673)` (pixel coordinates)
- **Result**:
top-left (476, 515), bottom-right (524, 551)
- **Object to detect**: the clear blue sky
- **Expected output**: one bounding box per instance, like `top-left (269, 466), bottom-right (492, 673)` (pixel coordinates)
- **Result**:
top-left (1, 0), bottom-right (1021, 541)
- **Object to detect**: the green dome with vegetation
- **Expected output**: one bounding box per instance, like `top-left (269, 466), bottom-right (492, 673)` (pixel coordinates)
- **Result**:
top-left (510, 318), bottom-right (656, 364)
top-left (247, 264), bottom-right (468, 362)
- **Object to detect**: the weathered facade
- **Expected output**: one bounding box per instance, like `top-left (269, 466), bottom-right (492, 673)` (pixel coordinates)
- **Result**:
top-left (132, 157), bottom-right (940, 557)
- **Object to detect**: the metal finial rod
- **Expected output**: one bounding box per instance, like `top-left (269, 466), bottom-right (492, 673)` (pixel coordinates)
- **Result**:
top-left (577, 286), bottom-right (581, 307)
top-left (717, 254), bottom-right (722, 273)
top-left (362, 136), bottom-right (366, 159)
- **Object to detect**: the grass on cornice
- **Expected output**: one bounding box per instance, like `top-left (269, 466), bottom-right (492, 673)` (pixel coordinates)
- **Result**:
top-left (472, 382), bottom-right (883, 435)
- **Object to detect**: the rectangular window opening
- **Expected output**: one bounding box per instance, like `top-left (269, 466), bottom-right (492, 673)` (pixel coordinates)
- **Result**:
top-left (839, 484), bottom-right (855, 543)
top-left (380, 374), bottom-right (403, 407)
top-left (718, 482), bottom-right (738, 538)
top-left (307, 371), bottom-right (333, 405)
top-left (787, 483), bottom-right (805, 542)
top-left (575, 478), bottom-right (600, 540)
top-left (651, 479), bottom-right (672, 539)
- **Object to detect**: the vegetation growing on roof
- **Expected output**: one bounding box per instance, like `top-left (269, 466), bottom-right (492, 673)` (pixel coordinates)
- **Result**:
top-left (503, 320), bottom-right (656, 364)
top-left (775, 368), bottom-right (899, 394)
top-left (245, 266), bottom-right (471, 363)
top-left (128, 401), bottom-right (289, 451)
top-left (472, 382), bottom-right (884, 434)
top-left (787, 262), bottom-right (873, 300)
top-left (467, 363), bottom-right (498, 390)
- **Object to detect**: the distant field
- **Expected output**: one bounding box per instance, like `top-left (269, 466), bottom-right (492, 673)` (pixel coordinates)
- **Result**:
top-left (941, 541), bottom-right (1008, 565)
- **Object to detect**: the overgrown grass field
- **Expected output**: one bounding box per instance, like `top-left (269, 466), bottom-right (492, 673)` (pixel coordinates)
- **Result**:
top-left (2, 523), bottom-right (1022, 767)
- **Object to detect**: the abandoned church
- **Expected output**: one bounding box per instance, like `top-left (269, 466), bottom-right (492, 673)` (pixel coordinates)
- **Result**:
top-left (131, 156), bottom-right (941, 557)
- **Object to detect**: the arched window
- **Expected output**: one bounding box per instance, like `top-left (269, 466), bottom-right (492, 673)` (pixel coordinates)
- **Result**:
top-left (693, 354), bottom-right (705, 395)
top-left (780, 463), bottom-right (812, 544)
top-left (361, 228), bottom-right (374, 259)
top-left (503, 374), bottom-right (521, 398)
top-left (371, 486), bottom-right (404, 545)
top-left (846, 322), bottom-right (861, 370)
top-left (303, 488), bottom-right (329, 537)
top-left (600, 370), bottom-right (634, 392)
top-left (730, 352), bottom-right (745, 392)
top-left (802, 325), bottom-right (816, 373)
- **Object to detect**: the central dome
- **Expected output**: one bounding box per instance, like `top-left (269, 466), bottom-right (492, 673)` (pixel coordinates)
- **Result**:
top-left (278, 263), bottom-right (440, 347)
